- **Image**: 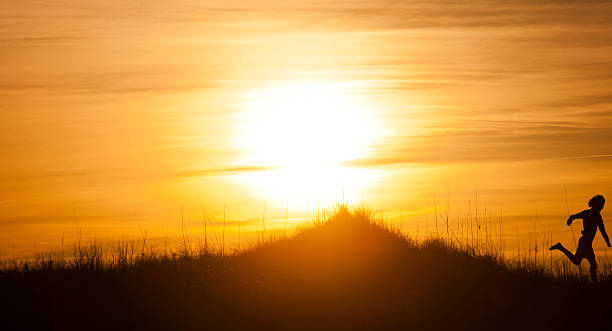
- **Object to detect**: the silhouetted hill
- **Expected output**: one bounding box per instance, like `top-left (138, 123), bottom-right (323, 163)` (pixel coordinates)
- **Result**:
top-left (1, 207), bottom-right (611, 330)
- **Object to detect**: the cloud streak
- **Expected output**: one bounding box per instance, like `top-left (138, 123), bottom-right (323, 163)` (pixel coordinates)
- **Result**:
top-left (176, 165), bottom-right (277, 178)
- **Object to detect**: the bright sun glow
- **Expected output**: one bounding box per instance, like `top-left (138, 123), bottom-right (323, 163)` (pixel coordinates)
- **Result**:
top-left (232, 81), bottom-right (386, 209)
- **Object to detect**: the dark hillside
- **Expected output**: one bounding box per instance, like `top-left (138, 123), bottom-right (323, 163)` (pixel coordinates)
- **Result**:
top-left (1, 208), bottom-right (610, 330)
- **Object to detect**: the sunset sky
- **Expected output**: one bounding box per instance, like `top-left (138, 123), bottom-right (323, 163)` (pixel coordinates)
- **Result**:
top-left (1, 0), bottom-right (612, 256)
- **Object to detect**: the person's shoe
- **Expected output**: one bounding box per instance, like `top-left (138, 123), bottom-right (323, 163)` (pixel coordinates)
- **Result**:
top-left (549, 243), bottom-right (562, 251)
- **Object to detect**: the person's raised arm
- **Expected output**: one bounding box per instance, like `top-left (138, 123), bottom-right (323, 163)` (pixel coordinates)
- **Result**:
top-left (598, 217), bottom-right (611, 247)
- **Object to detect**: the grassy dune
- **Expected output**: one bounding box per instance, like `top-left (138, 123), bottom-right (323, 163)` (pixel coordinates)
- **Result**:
top-left (1, 207), bottom-right (610, 330)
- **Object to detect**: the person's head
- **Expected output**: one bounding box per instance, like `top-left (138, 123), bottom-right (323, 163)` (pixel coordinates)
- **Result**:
top-left (588, 195), bottom-right (605, 211)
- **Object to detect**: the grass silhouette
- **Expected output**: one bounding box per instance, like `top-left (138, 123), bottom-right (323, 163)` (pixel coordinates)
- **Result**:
top-left (1, 206), bottom-right (610, 330)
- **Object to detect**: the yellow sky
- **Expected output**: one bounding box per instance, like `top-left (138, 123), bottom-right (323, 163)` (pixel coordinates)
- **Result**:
top-left (1, 0), bottom-right (612, 256)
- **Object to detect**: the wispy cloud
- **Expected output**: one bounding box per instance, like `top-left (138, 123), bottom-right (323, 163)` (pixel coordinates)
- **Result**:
top-left (176, 165), bottom-right (276, 178)
top-left (346, 125), bottom-right (612, 166)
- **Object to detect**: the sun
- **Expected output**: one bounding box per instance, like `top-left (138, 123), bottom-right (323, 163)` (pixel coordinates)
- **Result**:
top-left (232, 81), bottom-right (385, 208)
top-left (235, 81), bottom-right (380, 167)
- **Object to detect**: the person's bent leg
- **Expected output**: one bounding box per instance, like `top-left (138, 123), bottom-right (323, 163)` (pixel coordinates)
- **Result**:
top-left (550, 243), bottom-right (581, 265)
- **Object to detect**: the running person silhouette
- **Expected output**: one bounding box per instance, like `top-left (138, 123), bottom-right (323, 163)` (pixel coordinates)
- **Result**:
top-left (550, 195), bottom-right (611, 283)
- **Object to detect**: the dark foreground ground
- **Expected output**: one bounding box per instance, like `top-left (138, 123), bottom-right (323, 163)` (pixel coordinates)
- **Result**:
top-left (1, 209), bottom-right (611, 331)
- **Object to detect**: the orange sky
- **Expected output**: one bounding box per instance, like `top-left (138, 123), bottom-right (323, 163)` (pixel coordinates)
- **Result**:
top-left (1, 0), bottom-right (612, 257)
